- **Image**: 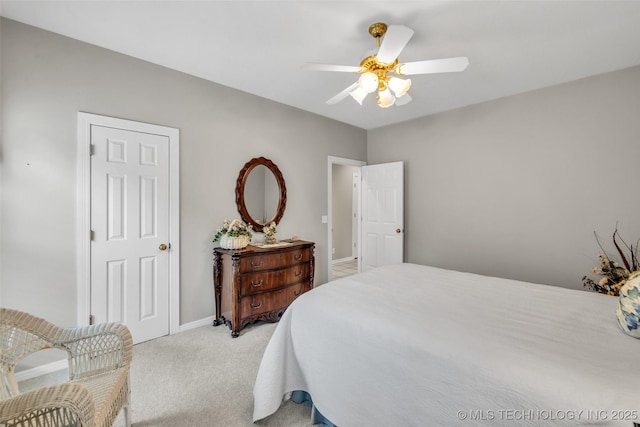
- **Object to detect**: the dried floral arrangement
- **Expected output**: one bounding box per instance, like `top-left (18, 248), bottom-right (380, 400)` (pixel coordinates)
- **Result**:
top-left (582, 224), bottom-right (639, 296)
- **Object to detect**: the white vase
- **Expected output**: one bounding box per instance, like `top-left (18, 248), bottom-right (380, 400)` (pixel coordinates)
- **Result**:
top-left (219, 234), bottom-right (249, 250)
top-left (616, 271), bottom-right (640, 338)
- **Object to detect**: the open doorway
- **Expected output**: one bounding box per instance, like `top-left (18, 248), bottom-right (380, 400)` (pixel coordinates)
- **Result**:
top-left (328, 156), bottom-right (366, 281)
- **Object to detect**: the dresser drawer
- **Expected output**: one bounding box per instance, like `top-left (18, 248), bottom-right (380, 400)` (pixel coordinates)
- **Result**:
top-left (240, 282), bottom-right (311, 317)
top-left (240, 264), bottom-right (310, 296)
top-left (214, 240), bottom-right (315, 337)
top-left (239, 247), bottom-right (310, 272)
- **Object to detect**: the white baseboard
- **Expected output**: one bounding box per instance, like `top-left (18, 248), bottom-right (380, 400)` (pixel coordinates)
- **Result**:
top-left (178, 315), bottom-right (216, 333)
top-left (15, 316), bottom-right (216, 382)
top-left (15, 359), bottom-right (68, 382)
top-left (332, 256), bottom-right (356, 264)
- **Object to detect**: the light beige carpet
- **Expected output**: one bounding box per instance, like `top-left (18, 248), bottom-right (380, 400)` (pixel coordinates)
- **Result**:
top-left (20, 322), bottom-right (312, 426)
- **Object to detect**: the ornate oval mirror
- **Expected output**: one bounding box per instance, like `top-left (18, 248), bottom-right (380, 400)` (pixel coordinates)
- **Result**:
top-left (235, 157), bottom-right (287, 231)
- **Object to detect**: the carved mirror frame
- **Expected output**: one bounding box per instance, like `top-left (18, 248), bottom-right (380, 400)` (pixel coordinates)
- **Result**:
top-left (235, 157), bottom-right (287, 231)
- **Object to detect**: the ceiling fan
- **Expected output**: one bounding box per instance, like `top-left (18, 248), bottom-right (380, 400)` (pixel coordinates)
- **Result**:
top-left (304, 22), bottom-right (469, 108)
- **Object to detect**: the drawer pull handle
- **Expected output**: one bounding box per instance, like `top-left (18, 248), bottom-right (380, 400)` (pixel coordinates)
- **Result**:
top-left (250, 260), bottom-right (263, 268)
top-left (293, 290), bottom-right (301, 296)
top-left (250, 300), bottom-right (263, 309)
top-left (250, 279), bottom-right (263, 287)
top-left (294, 254), bottom-right (302, 260)
top-left (294, 270), bottom-right (302, 277)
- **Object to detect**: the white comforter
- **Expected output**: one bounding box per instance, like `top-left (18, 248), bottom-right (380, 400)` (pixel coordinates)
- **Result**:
top-left (253, 263), bottom-right (640, 426)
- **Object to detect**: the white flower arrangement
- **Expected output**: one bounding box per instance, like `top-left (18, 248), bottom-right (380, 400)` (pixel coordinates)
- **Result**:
top-left (213, 219), bottom-right (253, 243)
top-left (263, 221), bottom-right (277, 243)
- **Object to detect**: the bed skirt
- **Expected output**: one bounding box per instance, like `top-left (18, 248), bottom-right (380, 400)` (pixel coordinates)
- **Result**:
top-left (290, 391), bottom-right (335, 426)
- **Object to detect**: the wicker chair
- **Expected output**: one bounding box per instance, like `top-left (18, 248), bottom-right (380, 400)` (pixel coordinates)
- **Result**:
top-left (0, 308), bottom-right (133, 427)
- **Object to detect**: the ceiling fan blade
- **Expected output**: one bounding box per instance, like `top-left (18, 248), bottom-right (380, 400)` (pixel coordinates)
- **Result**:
top-left (398, 57), bottom-right (469, 76)
top-left (304, 63), bottom-right (362, 73)
top-left (395, 93), bottom-right (412, 106)
top-left (376, 25), bottom-right (414, 64)
top-left (326, 82), bottom-right (359, 105)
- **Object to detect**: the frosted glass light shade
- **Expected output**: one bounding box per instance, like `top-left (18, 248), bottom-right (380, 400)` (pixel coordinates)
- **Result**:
top-left (349, 87), bottom-right (368, 105)
top-left (377, 88), bottom-right (395, 108)
top-left (358, 72), bottom-right (379, 93)
top-left (388, 77), bottom-right (412, 97)
top-left (395, 93), bottom-right (412, 106)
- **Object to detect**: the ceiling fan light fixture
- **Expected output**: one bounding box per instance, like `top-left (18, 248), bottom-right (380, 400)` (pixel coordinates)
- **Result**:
top-left (358, 72), bottom-right (379, 93)
top-left (309, 22), bottom-right (469, 109)
top-left (377, 88), bottom-right (395, 108)
top-left (388, 77), bottom-right (412, 98)
top-left (349, 87), bottom-right (368, 105)
top-left (395, 93), bottom-right (412, 106)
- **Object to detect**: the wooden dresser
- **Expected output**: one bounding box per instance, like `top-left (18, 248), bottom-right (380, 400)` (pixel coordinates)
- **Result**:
top-left (213, 240), bottom-right (314, 337)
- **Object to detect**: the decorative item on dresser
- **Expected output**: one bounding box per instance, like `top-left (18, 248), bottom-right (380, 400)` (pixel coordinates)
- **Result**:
top-left (213, 218), bottom-right (254, 249)
top-left (213, 240), bottom-right (315, 337)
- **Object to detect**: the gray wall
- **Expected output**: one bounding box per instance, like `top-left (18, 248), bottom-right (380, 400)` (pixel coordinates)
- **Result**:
top-left (4, 16), bottom-right (640, 334)
top-left (368, 65), bottom-right (640, 289)
top-left (0, 18), bottom-right (367, 326)
top-left (332, 164), bottom-right (358, 260)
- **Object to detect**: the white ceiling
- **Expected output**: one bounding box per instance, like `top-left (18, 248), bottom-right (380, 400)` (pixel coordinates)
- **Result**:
top-left (2, 1), bottom-right (640, 130)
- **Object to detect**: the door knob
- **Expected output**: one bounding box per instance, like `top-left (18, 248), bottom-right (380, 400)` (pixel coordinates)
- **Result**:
top-left (159, 244), bottom-right (168, 251)
top-left (396, 229), bottom-right (402, 234)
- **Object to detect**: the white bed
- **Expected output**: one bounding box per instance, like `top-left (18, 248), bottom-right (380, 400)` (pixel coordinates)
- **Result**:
top-left (253, 263), bottom-right (640, 426)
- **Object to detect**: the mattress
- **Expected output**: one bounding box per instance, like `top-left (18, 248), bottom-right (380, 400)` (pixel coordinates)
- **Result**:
top-left (253, 263), bottom-right (640, 426)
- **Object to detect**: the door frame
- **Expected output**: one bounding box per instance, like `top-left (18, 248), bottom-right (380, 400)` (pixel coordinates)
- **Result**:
top-left (352, 171), bottom-right (359, 259)
top-left (76, 112), bottom-right (180, 335)
top-left (327, 156), bottom-right (366, 281)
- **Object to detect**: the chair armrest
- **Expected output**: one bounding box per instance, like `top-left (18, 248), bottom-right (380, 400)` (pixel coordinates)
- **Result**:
top-left (1, 308), bottom-right (132, 381)
top-left (0, 382), bottom-right (95, 426)
top-left (56, 323), bottom-right (133, 380)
